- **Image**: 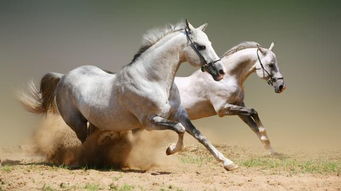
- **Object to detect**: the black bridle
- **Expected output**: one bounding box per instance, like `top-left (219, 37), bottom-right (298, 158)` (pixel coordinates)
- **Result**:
top-left (184, 27), bottom-right (221, 73)
top-left (256, 48), bottom-right (283, 86)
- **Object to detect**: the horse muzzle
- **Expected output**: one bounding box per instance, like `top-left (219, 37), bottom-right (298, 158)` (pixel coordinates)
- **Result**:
top-left (202, 60), bottom-right (225, 81)
top-left (274, 80), bottom-right (286, 93)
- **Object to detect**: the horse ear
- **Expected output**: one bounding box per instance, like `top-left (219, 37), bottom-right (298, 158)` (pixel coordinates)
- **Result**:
top-left (185, 19), bottom-right (195, 32)
top-left (257, 44), bottom-right (267, 55)
top-left (269, 42), bottom-right (275, 51)
top-left (197, 23), bottom-right (208, 31)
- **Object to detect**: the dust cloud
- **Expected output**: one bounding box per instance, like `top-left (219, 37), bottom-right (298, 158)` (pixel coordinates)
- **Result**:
top-left (32, 114), bottom-right (177, 170)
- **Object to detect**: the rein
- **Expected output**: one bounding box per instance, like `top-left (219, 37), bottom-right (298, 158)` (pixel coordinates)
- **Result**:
top-left (256, 48), bottom-right (283, 86)
top-left (184, 27), bottom-right (221, 74)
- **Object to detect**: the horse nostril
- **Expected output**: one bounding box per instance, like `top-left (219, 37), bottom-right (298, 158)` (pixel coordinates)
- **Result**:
top-left (218, 69), bottom-right (225, 75)
top-left (279, 85), bottom-right (284, 91)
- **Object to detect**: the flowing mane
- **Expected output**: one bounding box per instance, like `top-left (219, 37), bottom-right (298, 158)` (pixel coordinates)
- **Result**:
top-left (223, 41), bottom-right (260, 57)
top-left (129, 22), bottom-right (185, 64)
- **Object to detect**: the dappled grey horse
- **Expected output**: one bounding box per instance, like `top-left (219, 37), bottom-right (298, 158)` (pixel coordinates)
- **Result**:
top-left (20, 20), bottom-right (240, 170)
top-left (175, 42), bottom-right (286, 155)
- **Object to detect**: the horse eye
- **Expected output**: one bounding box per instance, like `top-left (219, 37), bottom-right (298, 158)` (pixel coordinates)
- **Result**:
top-left (269, 63), bottom-right (275, 68)
top-left (196, 44), bottom-right (206, 51)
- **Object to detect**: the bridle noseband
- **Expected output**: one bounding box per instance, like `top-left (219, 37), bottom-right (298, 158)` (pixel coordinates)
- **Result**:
top-left (256, 48), bottom-right (283, 86)
top-left (184, 27), bottom-right (221, 73)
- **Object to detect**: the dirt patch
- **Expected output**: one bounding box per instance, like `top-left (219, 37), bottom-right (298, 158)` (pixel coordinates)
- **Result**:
top-left (30, 114), bottom-right (177, 170)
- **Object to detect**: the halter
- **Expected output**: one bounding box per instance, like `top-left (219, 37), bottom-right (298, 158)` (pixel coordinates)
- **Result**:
top-left (184, 27), bottom-right (221, 74)
top-left (256, 48), bottom-right (283, 86)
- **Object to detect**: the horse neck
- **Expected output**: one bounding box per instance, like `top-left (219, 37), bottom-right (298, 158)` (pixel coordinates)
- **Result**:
top-left (129, 32), bottom-right (186, 91)
top-left (222, 48), bottom-right (258, 86)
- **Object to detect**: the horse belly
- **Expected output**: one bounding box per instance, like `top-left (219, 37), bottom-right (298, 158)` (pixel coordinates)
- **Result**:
top-left (89, 108), bottom-right (142, 132)
top-left (80, 90), bottom-right (143, 132)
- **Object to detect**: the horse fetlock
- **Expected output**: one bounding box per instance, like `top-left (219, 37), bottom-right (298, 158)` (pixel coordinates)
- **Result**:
top-left (260, 135), bottom-right (269, 141)
top-left (258, 127), bottom-right (266, 133)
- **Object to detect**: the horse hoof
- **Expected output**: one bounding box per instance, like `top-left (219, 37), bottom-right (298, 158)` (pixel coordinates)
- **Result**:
top-left (224, 163), bottom-right (239, 171)
top-left (166, 144), bottom-right (176, 155)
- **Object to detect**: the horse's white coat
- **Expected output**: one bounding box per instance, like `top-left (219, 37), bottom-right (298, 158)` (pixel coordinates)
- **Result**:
top-left (175, 42), bottom-right (286, 154)
top-left (51, 21), bottom-right (238, 170)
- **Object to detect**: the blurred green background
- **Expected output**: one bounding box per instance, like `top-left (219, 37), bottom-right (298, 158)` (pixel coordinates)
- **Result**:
top-left (0, 0), bottom-right (340, 150)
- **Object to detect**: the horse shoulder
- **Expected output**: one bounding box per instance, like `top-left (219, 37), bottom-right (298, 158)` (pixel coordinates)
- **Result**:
top-left (116, 71), bottom-right (173, 120)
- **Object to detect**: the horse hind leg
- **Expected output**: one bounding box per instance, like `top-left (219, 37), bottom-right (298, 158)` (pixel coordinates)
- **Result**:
top-left (56, 87), bottom-right (89, 143)
top-left (61, 111), bottom-right (88, 143)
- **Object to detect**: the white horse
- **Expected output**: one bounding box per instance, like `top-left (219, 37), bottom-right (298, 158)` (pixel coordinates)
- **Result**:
top-left (20, 20), bottom-right (240, 170)
top-left (175, 42), bottom-right (286, 155)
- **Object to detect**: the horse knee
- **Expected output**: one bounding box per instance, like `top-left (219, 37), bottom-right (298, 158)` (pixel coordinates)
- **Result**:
top-left (250, 108), bottom-right (258, 116)
top-left (174, 123), bottom-right (186, 133)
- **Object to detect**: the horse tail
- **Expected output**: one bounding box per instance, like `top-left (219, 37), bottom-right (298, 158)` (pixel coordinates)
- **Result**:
top-left (18, 72), bottom-right (64, 114)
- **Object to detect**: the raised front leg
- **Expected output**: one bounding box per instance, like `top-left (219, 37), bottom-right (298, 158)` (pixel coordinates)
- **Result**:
top-left (217, 103), bottom-right (256, 117)
top-left (148, 116), bottom-right (185, 155)
top-left (180, 117), bottom-right (238, 171)
top-left (218, 103), bottom-right (277, 155)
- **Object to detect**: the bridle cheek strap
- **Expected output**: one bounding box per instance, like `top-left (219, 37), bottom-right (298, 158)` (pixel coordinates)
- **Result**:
top-left (256, 48), bottom-right (283, 86)
top-left (184, 27), bottom-right (221, 73)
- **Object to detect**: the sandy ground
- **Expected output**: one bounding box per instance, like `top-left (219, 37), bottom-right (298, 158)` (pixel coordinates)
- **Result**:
top-left (1, 144), bottom-right (340, 191)
top-left (0, 115), bottom-right (340, 191)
